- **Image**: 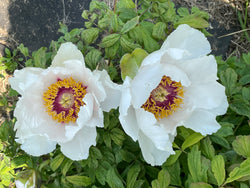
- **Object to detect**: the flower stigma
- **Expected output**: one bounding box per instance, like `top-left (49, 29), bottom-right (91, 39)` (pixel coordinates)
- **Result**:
top-left (43, 77), bottom-right (87, 123)
top-left (141, 75), bottom-right (184, 119)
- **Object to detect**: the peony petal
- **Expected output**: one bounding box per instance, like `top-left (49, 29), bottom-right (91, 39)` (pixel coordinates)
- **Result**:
top-left (140, 49), bottom-right (166, 68)
top-left (209, 93), bottom-right (228, 115)
top-left (136, 108), bottom-right (174, 151)
top-left (184, 109), bottom-right (221, 135)
top-left (119, 106), bottom-right (139, 141)
top-left (138, 130), bottom-right (174, 166)
top-left (9, 67), bottom-right (43, 95)
top-left (161, 24), bottom-right (211, 58)
top-left (18, 135), bottom-right (57, 156)
top-left (94, 70), bottom-right (122, 112)
top-left (178, 55), bottom-right (218, 84)
top-left (131, 63), bottom-right (164, 108)
top-left (59, 126), bottom-right (97, 160)
top-left (185, 81), bottom-right (227, 110)
top-left (51, 42), bottom-right (85, 67)
top-left (119, 77), bottom-right (132, 116)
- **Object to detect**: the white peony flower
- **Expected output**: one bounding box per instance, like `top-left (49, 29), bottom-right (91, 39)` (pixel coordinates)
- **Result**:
top-left (119, 24), bottom-right (228, 166)
top-left (9, 42), bottom-right (121, 160)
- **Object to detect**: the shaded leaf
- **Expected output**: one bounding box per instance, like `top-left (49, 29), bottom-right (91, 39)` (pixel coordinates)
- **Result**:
top-left (220, 68), bottom-right (238, 96)
top-left (152, 22), bottom-right (167, 40)
top-left (189, 182), bottom-right (213, 188)
top-left (66, 175), bottom-right (91, 186)
top-left (106, 167), bottom-right (124, 188)
top-left (127, 163), bottom-right (141, 188)
top-left (232, 135), bottom-right (250, 158)
top-left (50, 153), bottom-right (65, 172)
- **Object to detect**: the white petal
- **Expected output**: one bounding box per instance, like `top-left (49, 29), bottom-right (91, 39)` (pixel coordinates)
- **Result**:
top-left (178, 55), bottom-right (218, 84)
top-left (184, 109), bottom-right (221, 135)
top-left (140, 49), bottom-right (165, 68)
top-left (136, 108), bottom-right (174, 151)
top-left (51, 42), bottom-right (85, 67)
top-left (18, 135), bottom-right (57, 156)
top-left (209, 92), bottom-right (228, 115)
top-left (59, 126), bottom-right (97, 160)
top-left (185, 81), bottom-right (227, 110)
top-left (94, 70), bottom-right (122, 112)
top-left (131, 63), bottom-right (164, 108)
top-left (9, 68), bottom-right (43, 95)
top-left (119, 77), bottom-right (132, 116)
top-left (119, 106), bottom-right (139, 141)
top-left (138, 130), bottom-right (174, 166)
top-left (161, 24), bottom-right (211, 58)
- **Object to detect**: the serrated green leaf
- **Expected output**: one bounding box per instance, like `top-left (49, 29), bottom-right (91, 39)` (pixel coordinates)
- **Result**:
top-left (182, 132), bottom-right (204, 150)
top-left (105, 41), bottom-right (120, 59)
top-left (96, 166), bottom-right (107, 185)
top-left (230, 99), bottom-right (250, 118)
top-left (127, 163), bottom-right (141, 188)
top-left (201, 137), bottom-right (215, 160)
top-left (121, 16), bottom-right (139, 34)
top-left (225, 158), bottom-right (250, 184)
top-left (211, 155), bottom-right (225, 186)
top-left (174, 14), bottom-right (209, 29)
top-left (101, 34), bottom-right (120, 48)
top-left (239, 74), bottom-right (250, 85)
top-left (232, 135), bottom-right (250, 158)
top-left (120, 48), bottom-right (148, 80)
top-left (111, 13), bottom-right (119, 32)
top-left (110, 128), bottom-right (126, 146)
top-left (81, 10), bottom-right (89, 19)
top-left (242, 87), bottom-right (250, 101)
top-left (189, 182), bottom-right (213, 188)
top-left (81, 28), bottom-right (99, 45)
top-left (164, 150), bottom-right (182, 166)
top-left (210, 135), bottom-right (230, 149)
top-left (62, 159), bottom-right (73, 176)
top-left (33, 47), bottom-right (47, 68)
top-left (220, 68), bottom-right (238, 96)
top-left (106, 167), bottom-right (124, 188)
top-left (188, 145), bottom-right (206, 182)
top-left (120, 35), bottom-right (141, 52)
top-left (140, 26), bottom-right (160, 53)
top-left (90, 146), bottom-right (103, 159)
top-left (152, 22), bottom-right (167, 40)
top-left (165, 161), bottom-right (182, 186)
top-left (116, 0), bottom-right (135, 11)
top-left (158, 169), bottom-right (170, 188)
top-left (177, 7), bottom-right (190, 17)
top-left (66, 175), bottom-right (91, 186)
top-left (85, 49), bottom-right (102, 70)
top-left (50, 153), bottom-right (65, 171)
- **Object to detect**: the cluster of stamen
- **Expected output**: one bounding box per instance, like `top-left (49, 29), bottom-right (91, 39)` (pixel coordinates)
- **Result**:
top-left (141, 75), bottom-right (184, 119)
top-left (43, 77), bottom-right (87, 123)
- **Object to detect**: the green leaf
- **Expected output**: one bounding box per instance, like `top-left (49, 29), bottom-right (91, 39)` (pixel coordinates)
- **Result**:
top-left (189, 182), bottom-right (213, 188)
top-left (211, 155), bottom-right (225, 186)
top-left (242, 87), bottom-right (250, 101)
top-left (106, 167), bottom-right (124, 188)
top-left (66, 175), bottom-right (92, 186)
top-left (177, 7), bottom-right (190, 17)
top-left (210, 135), bottom-right (230, 149)
top-left (140, 25), bottom-right (160, 53)
top-left (105, 41), bottom-right (120, 59)
top-left (81, 28), bottom-right (99, 45)
top-left (174, 15), bottom-right (209, 29)
top-left (181, 132), bottom-right (204, 150)
top-left (239, 74), bottom-right (250, 85)
top-left (232, 135), bottom-right (250, 158)
top-left (101, 34), bottom-right (120, 48)
top-left (50, 153), bottom-right (65, 171)
top-left (120, 35), bottom-right (141, 52)
top-left (96, 166), bottom-right (107, 185)
top-left (33, 47), bottom-right (47, 68)
top-left (0, 121), bottom-right (9, 141)
top-left (152, 22), bottom-right (167, 40)
top-left (164, 150), bottom-right (182, 166)
top-left (230, 99), bottom-right (250, 118)
top-left (219, 68), bottom-right (238, 96)
top-left (89, 146), bottom-right (103, 159)
top-left (127, 163), bottom-right (141, 188)
top-left (62, 159), bottom-right (73, 176)
top-left (120, 48), bottom-right (148, 80)
top-left (85, 49), bottom-right (102, 70)
top-left (111, 13), bottom-right (119, 32)
top-left (18, 43), bottom-right (29, 56)
top-left (225, 158), bottom-right (250, 184)
top-left (201, 137), bottom-right (215, 160)
top-left (116, 0), bottom-right (135, 10)
top-left (121, 16), bottom-right (139, 34)
top-left (188, 145), bottom-right (207, 182)
top-left (110, 128), bottom-right (126, 146)
top-left (158, 169), bottom-right (170, 188)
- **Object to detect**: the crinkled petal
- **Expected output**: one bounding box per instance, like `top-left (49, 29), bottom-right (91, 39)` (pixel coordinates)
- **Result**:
top-left (131, 64), bottom-right (164, 108)
top-left (51, 42), bottom-right (85, 67)
top-left (140, 49), bottom-right (166, 68)
top-left (119, 106), bottom-right (139, 141)
top-left (94, 70), bottom-right (121, 112)
top-left (161, 24), bottom-right (211, 58)
top-left (184, 109), bottom-right (221, 135)
top-left (185, 81), bottom-right (227, 110)
top-left (178, 55), bottom-right (218, 83)
top-left (59, 126), bottom-right (97, 160)
top-left (17, 135), bottom-right (57, 156)
top-left (9, 67), bottom-right (43, 95)
top-left (138, 130), bottom-right (174, 166)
